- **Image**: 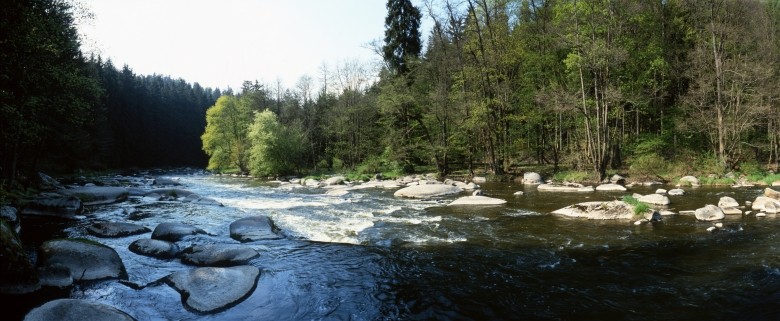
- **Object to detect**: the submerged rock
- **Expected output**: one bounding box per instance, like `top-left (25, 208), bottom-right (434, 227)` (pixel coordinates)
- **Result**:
top-left (694, 205), bottom-right (725, 221)
top-left (151, 222), bottom-right (207, 242)
top-left (393, 184), bottom-right (462, 199)
top-left (165, 265), bottom-right (260, 314)
top-left (87, 222), bottom-right (150, 238)
top-left (23, 299), bottom-right (137, 321)
top-left (552, 201), bottom-right (637, 220)
top-left (22, 194), bottom-right (83, 218)
top-left (38, 239), bottom-right (127, 281)
top-left (448, 196), bottom-right (507, 206)
top-left (179, 244), bottom-right (259, 267)
top-left (229, 216), bottom-right (280, 242)
top-left (128, 239), bottom-right (179, 259)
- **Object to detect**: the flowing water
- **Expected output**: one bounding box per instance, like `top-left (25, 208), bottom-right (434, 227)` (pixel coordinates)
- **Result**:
top-left (13, 174), bottom-right (780, 320)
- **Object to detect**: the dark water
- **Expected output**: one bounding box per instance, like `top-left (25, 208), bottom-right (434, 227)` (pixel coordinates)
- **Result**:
top-left (12, 175), bottom-right (780, 320)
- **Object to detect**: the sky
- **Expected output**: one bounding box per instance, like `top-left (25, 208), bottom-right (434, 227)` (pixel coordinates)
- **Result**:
top-left (77, 0), bottom-right (402, 91)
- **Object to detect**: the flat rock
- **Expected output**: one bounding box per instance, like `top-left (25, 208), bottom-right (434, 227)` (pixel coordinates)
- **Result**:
top-left (720, 207), bottom-right (742, 215)
top-left (87, 222), bottom-right (150, 238)
top-left (229, 216), bottom-right (280, 242)
top-left (448, 196), bottom-right (507, 206)
top-left (393, 184), bottom-right (462, 199)
top-left (38, 239), bottom-right (127, 281)
top-left (165, 265), bottom-right (260, 314)
top-left (694, 205), bottom-right (725, 221)
top-left (552, 201), bottom-right (637, 220)
top-left (151, 222), bottom-right (207, 242)
top-left (637, 194), bottom-right (671, 206)
top-left (64, 186), bottom-right (129, 206)
top-left (537, 184), bottom-right (580, 192)
top-left (180, 244), bottom-right (259, 267)
top-left (23, 299), bottom-right (136, 321)
top-left (129, 239), bottom-right (179, 259)
top-left (668, 189), bottom-right (686, 196)
top-left (655, 189), bottom-right (667, 195)
top-left (595, 184), bottom-right (627, 191)
top-left (22, 194), bottom-right (83, 218)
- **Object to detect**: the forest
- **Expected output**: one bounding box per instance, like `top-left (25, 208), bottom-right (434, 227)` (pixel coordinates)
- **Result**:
top-left (3, 0), bottom-right (780, 195)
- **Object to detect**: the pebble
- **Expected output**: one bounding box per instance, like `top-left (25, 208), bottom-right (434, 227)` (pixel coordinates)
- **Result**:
top-left (706, 226), bottom-right (717, 232)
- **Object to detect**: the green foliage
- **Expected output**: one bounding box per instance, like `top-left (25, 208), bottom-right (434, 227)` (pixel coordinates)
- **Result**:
top-left (552, 171), bottom-right (592, 183)
top-left (383, 0), bottom-right (422, 74)
top-left (247, 110), bottom-right (306, 177)
top-left (201, 96), bottom-right (252, 173)
top-left (628, 154), bottom-right (668, 180)
top-left (622, 195), bottom-right (650, 216)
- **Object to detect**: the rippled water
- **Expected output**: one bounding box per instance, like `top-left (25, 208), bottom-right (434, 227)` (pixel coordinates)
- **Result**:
top-left (13, 174), bottom-right (780, 320)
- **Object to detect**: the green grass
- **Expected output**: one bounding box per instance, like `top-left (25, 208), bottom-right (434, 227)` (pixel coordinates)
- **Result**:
top-left (552, 170), bottom-right (593, 183)
top-left (621, 195), bottom-right (651, 217)
top-left (697, 176), bottom-right (736, 186)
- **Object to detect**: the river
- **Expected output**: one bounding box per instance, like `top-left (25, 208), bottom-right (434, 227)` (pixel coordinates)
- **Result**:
top-left (14, 173), bottom-right (780, 320)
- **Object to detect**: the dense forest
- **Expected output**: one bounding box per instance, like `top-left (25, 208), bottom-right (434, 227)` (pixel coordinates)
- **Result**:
top-left (0, 0), bottom-right (219, 191)
top-left (204, 0), bottom-right (780, 182)
top-left (4, 0), bottom-right (780, 193)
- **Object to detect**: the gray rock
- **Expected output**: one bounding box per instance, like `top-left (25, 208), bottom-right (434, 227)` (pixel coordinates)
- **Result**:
top-left (153, 177), bottom-right (181, 186)
top-left (679, 176), bottom-right (700, 187)
top-left (764, 187), bottom-right (780, 201)
top-left (448, 196), bottom-right (507, 206)
top-left (668, 189), bottom-right (686, 196)
top-left (537, 184), bottom-right (580, 192)
top-left (165, 265), bottom-right (260, 314)
top-left (752, 196), bottom-right (780, 213)
top-left (513, 191), bottom-right (524, 196)
top-left (192, 197), bottom-right (223, 207)
top-left (1, 205), bottom-right (20, 234)
top-left (521, 172), bottom-right (543, 185)
top-left (393, 184), bottom-right (462, 199)
top-left (655, 189), bottom-right (667, 195)
top-left (145, 188), bottom-right (196, 199)
top-left (230, 216), bottom-right (280, 242)
top-left (471, 190), bottom-right (484, 196)
top-left (637, 194), bottom-right (671, 206)
top-left (472, 176), bottom-right (487, 183)
top-left (610, 174), bottom-right (626, 185)
top-left (180, 244), bottom-right (259, 267)
top-left (87, 222), bottom-right (150, 238)
top-left (694, 205), bottom-right (725, 221)
top-left (37, 172), bottom-right (65, 191)
top-left (22, 194), bottom-right (83, 218)
top-left (38, 239), bottom-right (127, 281)
top-left (64, 186), bottom-right (129, 206)
top-left (720, 207), bottom-right (742, 215)
top-left (718, 196), bottom-right (740, 209)
top-left (324, 176), bottom-right (346, 186)
top-left (552, 201), bottom-right (636, 220)
top-left (595, 184), bottom-right (627, 191)
top-left (128, 239), bottom-right (179, 259)
top-left (151, 222), bottom-right (207, 242)
top-left (23, 299), bottom-right (136, 321)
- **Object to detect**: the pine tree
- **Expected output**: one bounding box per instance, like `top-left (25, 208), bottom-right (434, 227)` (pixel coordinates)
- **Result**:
top-left (382, 0), bottom-right (422, 75)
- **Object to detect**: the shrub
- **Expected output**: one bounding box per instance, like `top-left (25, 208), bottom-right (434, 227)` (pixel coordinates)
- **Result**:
top-left (622, 195), bottom-right (650, 216)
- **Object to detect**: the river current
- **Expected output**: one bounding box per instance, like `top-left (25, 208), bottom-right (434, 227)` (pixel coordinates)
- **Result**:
top-left (15, 173), bottom-right (780, 320)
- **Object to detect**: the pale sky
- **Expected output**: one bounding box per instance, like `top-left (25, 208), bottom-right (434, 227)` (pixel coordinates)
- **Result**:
top-left (77, 0), bottom-right (406, 91)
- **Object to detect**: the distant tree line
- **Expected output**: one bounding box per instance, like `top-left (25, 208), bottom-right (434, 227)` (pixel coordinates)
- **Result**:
top-left (204, 0), bottom-right (780, 181)
top-left (0, 0), bottom-right (219, 188)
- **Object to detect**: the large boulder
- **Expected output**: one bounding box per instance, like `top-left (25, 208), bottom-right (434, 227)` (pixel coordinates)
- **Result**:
top-left (229, 216), bottom-right (280, 242)
top-left (679, 176), bottom-right (700, 187)
top-left (38, 239), bottom-right (127, 281)
top-left (752, 196), bottom-right (780, 213)
top-left (0, 220), bottom-right (38, 291)
top-left (23, 299), bottom-right (137, 321)
top-left (552, 201), bottom-right (637, 220)
top-left (694, 205), bottom-right (725, 221)
top-left (179, 244), bottom-right (259, 267)
top-left (393, 184), bottom-right (462, 199)
top-left (718, 196), bottom-right (740, 209)
top-left (87, 222), bottom-right (150, 238)
top-left (144, 188), bottom-right (196, 199)
top-left (595, 184), bottom-right (627, 191)
top-left (151, 222), bottom-right (207, 242)
top-left (637, 194), bottom-right (671, 206)
top-left (22, 194), bottom-right (83, 218)
top-left (164, 265), bottom-right (260, 314)
top-left (36, 172), bottom-right (65, 191)
top-left (324, 176), bottom-right (346, 186)
top-left (448, 196), bottom-right (507, 206)
top-left (668, 189), bottom-right (686, 196)
top-left (128, 239), bottom-right (179, 259)
top-left (521, 172), bottom-right (543, 185)
top-left (64, 186), bottom-right (129, 206)
top-left (764, 187), bottom-right (780, 201)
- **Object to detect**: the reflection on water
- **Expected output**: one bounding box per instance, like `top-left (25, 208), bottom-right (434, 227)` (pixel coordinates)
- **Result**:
top-left (15, 175), bottom-right (780, 320)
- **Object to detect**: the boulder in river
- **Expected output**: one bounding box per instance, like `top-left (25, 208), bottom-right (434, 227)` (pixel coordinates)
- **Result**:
top-left (694, 205), bottom-right (725, 221)
top-left (764, 187), bottom-right (780, 201)
top-left (38, 238), bottom-right (127, 281)
top-left (23, 299), bottom-right (137, 321)
top-left (64, 186), bottom-right (129, 206)
top-left (324, 176), bottom-right (346, 186)
top-left (448, 196), bottom-right (507, 206)
top-left (678, 176), bottom-right (700, 187)
top-left (164, 265), bottom-right (260, 314)
top-left (128, 239), bottom-right (179, 259)
top-left (151, 222), bottom-right (207, 242)
top-left (22, 194), bottom-right (83, 218)
top-left (667, 189), bottom-right (686, 196)
top-left (552, 201), bottom-right (637, 220)
top-left (718, 196), bottom-right (740, 209)
top-left (595, 184), bottom-right (627, 192)
top-left (87, 222), bottom-right (150, 238)
top-left (179, 244), bottom-right (260, 267)
top-left (537, 184), bottom-right (580, 192)
top-left (521, 172), bottom-right (542, 185)
top-left (153, 177), bottom-right (181, 186)
top-left (229, 216), bottom-right (280, 242)
top-left (1, 205), bottom-right (21, 234)
top-left (393, 184), bottom-right (462, 199)
top-left (751, 196), bottom-right (780, 213)
top-left (637, 194), bottom-right (671, 206)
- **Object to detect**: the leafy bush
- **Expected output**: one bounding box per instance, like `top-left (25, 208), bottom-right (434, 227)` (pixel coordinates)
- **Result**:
top-left (628, 153), bottom-right (668, 179)
top-left (552, 170), bottom-right (592, 183)
top-left (622, 195), bottom-right (650, 216)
